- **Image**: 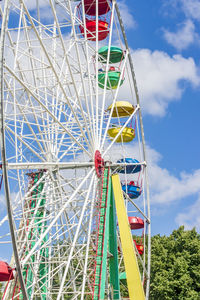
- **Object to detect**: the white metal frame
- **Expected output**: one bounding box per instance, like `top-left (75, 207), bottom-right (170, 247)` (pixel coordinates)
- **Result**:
top-left (0, 0), bottom-right (151, 299)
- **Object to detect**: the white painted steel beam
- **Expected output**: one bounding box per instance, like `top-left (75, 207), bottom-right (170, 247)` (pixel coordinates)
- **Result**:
top-left (5, 161), bottom-right (146, 170)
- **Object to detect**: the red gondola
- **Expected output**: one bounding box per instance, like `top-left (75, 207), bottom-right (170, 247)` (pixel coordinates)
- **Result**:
top-left (83, 0), bottom-right (111, 16)
top-left (133, 240), bottom-right (144, 255)
top-left (79, 19), bottom-right (109, 41)
top-left (128, 216), bottom-right (144, 230)
top-left (118, 241), bottom-right (144, 255)
top-left (0, 261), bottom-right (14, 282)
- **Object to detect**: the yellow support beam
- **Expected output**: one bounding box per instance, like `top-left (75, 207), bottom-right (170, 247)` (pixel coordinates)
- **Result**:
top-left (112, 174), bottom-right (145, 300)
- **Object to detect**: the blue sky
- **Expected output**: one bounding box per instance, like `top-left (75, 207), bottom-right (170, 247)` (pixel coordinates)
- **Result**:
top-left (0, 0), bottom-right (199, 242)
top-left (119, 0), bottom-right (200, 236)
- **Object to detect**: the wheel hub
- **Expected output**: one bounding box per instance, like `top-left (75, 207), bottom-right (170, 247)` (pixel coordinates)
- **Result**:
top-left (94, 150), bottom-right (104, 177)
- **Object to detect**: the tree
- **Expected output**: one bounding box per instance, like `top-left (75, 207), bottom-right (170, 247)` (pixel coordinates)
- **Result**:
top-left (0, 282), bottom-right (2, 298)
top-left (150, 226), bottom-right (200, 300)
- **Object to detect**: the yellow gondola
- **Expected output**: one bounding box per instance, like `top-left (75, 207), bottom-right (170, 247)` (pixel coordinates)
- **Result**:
top-left (107, 101), bottom-right (135, 117)
top-left (108, 126), bottom-right (135, 143)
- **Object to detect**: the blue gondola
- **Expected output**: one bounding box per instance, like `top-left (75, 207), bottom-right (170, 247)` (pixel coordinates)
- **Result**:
top-left (122, 181), bottom-right (142, 199)
top-left (117, 158), bottom-right (141, 174)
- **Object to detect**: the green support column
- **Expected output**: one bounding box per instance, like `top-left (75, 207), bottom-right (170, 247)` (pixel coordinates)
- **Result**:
top-left (93, 168), bottom-right (110, 300)
top-left (94, 170), bottom-right (121, 300)
top-left (99, 173), bottom-right (112, 299)
top-left (108, 184), bottom-right (120, 299)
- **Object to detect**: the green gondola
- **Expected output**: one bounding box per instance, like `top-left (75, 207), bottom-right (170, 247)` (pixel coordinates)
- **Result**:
top-left (98, 71), bottom-right (124, 89)
top-left (119, 271), bottom-right (127, 282)
top-left (98, 46), bottom-right (125, 64)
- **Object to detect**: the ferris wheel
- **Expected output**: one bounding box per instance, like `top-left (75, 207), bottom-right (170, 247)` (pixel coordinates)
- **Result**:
top-left (0, 0), bottom-right (151, 299)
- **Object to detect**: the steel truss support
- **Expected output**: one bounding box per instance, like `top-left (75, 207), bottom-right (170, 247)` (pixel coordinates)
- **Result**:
top-left (93, 168), bottom-right (120, 300)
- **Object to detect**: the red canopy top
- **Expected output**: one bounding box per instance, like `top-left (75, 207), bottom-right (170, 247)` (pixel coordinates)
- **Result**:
top-left (83, 0), bottom-right (111, 16)
top-left (128, 216), bottom-right (144, 230)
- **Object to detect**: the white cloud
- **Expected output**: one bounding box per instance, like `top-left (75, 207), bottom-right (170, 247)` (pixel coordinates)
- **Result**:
top-left (148, 146), bottom-right (200, 204)
top-left (175, 194), bottom-right (200, 230)
top-left (162, 0), bottom-right (200, 21)
top-left (163, 19), bottom-right (197, 50)
top-left (0, 191), bottom-right (20, 207)
top-left (118, 49), bottom-right (200, 116)
top-left (161, 1), bottom-right (200, 49)
top-left (181, 0), bottom-right (200, 21)
top-left (23, 0), bottom-right (48, 10)
top-left (118, 0), bottom-right (137, 29)
top-left (105, 143), bottom-right (200, 207)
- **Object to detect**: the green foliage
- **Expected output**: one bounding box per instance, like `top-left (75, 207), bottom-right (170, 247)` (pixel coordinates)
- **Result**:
top-left (150, 226), bottom-right (200, 300)
top-left (0, 282), bottom-right (3, 298)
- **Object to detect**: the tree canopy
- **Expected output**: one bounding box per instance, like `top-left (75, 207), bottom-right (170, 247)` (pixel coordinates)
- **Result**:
top-left (150, 226), bottom-right (200, 300)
